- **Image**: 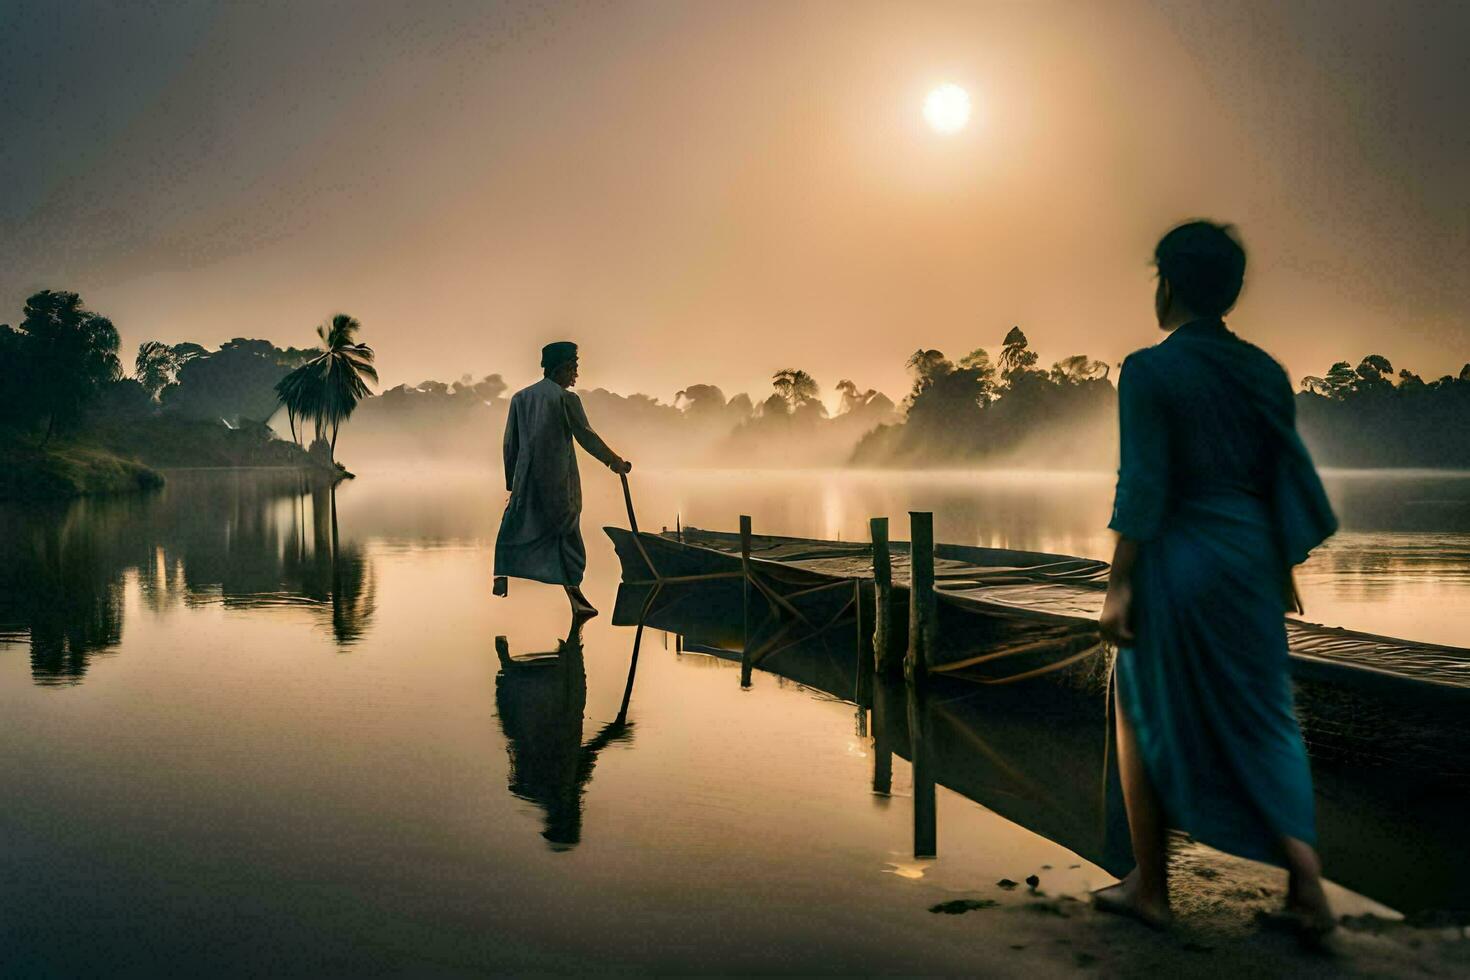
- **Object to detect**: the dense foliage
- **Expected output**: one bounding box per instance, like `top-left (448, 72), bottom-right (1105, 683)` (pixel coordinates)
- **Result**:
top-left (852, 328), bottom-right (1117, 467)
top-left (0, 290), bottom-right (122, 441)
top-left (160, 338), bottom-right (315, 424)
top-left (0, 289), bottom-right (349, 498)
top-left (1296, 355), bottom-right (1470, 467)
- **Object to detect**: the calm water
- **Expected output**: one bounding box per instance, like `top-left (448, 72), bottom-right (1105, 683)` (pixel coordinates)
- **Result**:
top-left (2, 467), bottom-right (1466, 975)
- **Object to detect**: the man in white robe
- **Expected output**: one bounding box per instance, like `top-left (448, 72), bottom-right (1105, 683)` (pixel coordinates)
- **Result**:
top-left (493, 342), bottom-right (631, 617)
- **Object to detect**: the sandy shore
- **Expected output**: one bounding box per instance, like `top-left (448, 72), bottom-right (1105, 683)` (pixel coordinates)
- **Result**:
top-left (928, 842), bottom-right (1468, 977)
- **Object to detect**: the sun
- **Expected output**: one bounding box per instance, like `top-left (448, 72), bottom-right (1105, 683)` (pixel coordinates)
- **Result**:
top-left (923, 83), bottom-right (971, 134)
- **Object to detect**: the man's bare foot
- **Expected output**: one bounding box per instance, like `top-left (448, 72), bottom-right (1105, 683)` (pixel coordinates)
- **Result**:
top-left (566, 586), bottom-right (598, 618)
top-left (1283, 876), bottom-right (1338, 947)
top-left (1092, 871), bottom-right (1172, 930)
top-left (1280, 839), bottom-right (1337, 948)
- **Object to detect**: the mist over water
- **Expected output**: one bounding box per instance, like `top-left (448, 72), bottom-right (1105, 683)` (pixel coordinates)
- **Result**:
top-left (328, 384), bottom-right (1123, 472)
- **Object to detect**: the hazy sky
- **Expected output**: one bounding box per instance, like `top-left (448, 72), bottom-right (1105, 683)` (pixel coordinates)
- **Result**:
top-left (3, 0), bottom-right (1466, 404)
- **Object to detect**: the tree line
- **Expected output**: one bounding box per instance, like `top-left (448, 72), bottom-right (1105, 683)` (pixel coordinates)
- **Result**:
top-left (6, 287), bottom-right (1465, 471)
top-left (1296, 354), bottom-right (1470, 467)
top-left (852, 327), bottom-right (1116, 466)
top-left (1, 289), bottom-right (377, 471)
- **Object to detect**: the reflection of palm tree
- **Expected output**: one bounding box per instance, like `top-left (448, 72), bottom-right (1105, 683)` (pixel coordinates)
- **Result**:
top-left (297, 481), bottom-right (375, 644)
top-left (494, 620), bottom-right (635, 849)
top-left (327, 484), bottom-right (375, 644)
top-left (0, 471), bottom-right (377, 687)
top-left (274, 313), bottom-right (378, 465)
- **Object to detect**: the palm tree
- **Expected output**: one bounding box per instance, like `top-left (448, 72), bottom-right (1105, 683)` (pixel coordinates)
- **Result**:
top-left (135, 341), bottom-right (181, 400)
top-left (274, 313), bottom-right (378, 466)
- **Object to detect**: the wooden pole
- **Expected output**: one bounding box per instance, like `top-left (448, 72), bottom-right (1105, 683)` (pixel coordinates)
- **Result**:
top-left (906, 511), bottom-right (936, 682)
top-left (740, 515), bottom-right (753, 688)
top-left (871, 675), bottom-right (894, 796)
top-left (907, 676), bottom-right (937, 858)
top-left (620, 472), bottom-right (639, 534)
top-left (870, 517), bottom-right (895, 675)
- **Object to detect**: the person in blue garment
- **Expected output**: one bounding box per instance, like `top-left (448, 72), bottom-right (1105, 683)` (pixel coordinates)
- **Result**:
top-left (1095, 221), bottom-right (1339, 938)
top-left (493, 342), bottom-right (632, 617)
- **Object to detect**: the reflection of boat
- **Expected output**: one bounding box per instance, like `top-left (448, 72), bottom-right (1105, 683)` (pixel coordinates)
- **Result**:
top-left (606, 526), bottom-right (1470, 916)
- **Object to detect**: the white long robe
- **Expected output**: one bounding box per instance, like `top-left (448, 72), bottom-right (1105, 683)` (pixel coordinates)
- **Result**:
top-left (494, 378), bottom-right (619, 587)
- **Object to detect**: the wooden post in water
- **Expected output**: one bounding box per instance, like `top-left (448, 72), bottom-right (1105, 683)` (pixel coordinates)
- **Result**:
top-left (907, 676), bottom-right (937, 858)
top-left (871, 675), bottom-right (894, 796)
top-left (870, 517), bottom-right (896, 676)
top-left (740, 515), bottom-right (753, 688)
top-left (906, 512), bottom-right (936, 682)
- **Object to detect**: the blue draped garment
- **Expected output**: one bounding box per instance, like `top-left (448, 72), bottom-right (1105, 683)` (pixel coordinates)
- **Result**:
top-left (1108, 317), bottom-right (1337, 867)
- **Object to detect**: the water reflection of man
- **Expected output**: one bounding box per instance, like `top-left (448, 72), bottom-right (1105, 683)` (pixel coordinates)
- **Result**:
top-left (494, 621), bottom-right (632, 849)
top-left (492, 342), bottom-right (632, 618)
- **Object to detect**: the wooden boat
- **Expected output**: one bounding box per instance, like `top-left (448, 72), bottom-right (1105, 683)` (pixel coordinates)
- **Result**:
top-left (607, 524), bottom-right (1470, 694)
top-left (608, 525), bottom-right (1470, 786)
top-left (608, 574), bottom-right (1470, 918)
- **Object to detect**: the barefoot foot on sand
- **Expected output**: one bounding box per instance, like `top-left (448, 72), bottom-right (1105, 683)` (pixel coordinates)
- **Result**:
top-left (1091, 874), bottom-right (1171, 931)
top-left (1259, 898), bottom-right (1337, 950)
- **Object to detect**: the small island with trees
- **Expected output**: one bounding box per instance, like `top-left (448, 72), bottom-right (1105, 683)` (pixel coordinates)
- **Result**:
top-left (0, 290), bottom-right (378, 500)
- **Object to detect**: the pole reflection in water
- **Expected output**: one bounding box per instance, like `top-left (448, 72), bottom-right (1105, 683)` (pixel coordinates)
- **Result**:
top-left (494, 611), bottom-right (642, 849)
top-left (870, 675), bottom-right (895, 797)
top-left (905, 679), bottom-right (937, 859)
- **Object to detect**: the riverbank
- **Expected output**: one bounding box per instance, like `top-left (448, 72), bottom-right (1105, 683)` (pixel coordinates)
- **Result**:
top-left (0, 416), bottom-right (347, 501)
top-left (0, 442), bottom-right (165, 500)
top-left (918, 841), bottom-right (1469, 977)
